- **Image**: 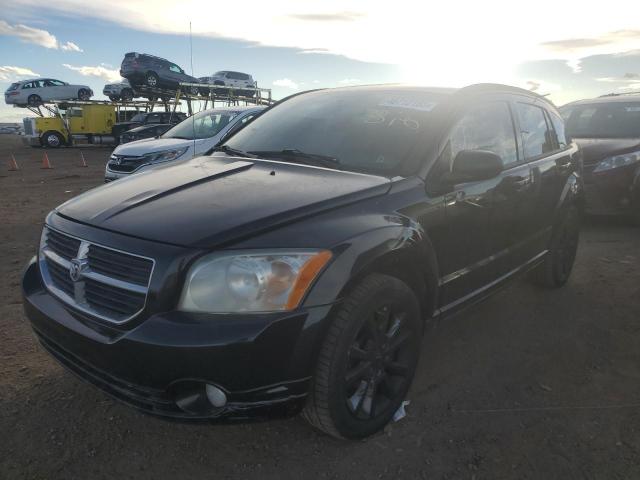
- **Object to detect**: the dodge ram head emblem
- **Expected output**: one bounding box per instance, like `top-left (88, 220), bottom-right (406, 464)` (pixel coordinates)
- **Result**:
top-left (69, 258), bottom-right (85, 282)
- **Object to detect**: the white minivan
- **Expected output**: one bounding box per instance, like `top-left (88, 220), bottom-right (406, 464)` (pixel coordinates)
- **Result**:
top-left (105, 106), bottom-right (264, 181)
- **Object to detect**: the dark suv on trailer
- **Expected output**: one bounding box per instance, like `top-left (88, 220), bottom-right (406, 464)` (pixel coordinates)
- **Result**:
top-left (560, 95), bottom-right (640, 224)
top-left (22, 84), bottom-right (583, 439)
top-left (120, 52), bottom-right (200, 95)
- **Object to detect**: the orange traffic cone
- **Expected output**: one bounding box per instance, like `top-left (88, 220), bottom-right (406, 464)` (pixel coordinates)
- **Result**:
top-left (8, 154), bottom-right (19, 171)
top-left (41, 151), bottom-right (53, 169)
top-left (79, 150), bottom-right (87, 167)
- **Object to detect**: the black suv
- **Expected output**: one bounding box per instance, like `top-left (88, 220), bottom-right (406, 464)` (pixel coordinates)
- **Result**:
top-left (111, 111), bottom-right (187, 143)
top-left (120, 52), bottom-right (200, 94)
top-left (560, 95), bottom-right (640, 224)
top-left (22, 84), bottom-right (583, 439)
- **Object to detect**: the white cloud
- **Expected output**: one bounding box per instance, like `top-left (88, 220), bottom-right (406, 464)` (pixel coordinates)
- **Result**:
top-left (62, 63), bottom-right (120, 82)
top-left (338, 78), bottom-right (360, 85)
top-left (0, 66), bottom-right (39, 81)
top-left (5, 1), bottom-right (640, 87)
top-left (596, 74), bottom-right (640, 91)
top-left (0, 20), bottom-right (58, 49)
top-left (0, 20), bottom-right (82, 52)
top-left (521, 79), bottom-right (561, 96)
top-left (61, 41), bottom-right (83, 52)
top-left (273, 78), bottom-right (299, 89)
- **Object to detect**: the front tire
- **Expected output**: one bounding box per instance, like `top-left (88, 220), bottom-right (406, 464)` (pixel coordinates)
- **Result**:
top-left (302, 274), bottom-right (422, 439)
top-left (42, 131), bottom-right (64, 148)
top-left (108, 95), bottom-right (120, 102)
top-left (531, 205), bottom-right (581, 288)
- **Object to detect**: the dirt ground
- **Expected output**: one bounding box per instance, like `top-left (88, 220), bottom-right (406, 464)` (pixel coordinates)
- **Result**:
top-left (1, 134), bottom-right (639, 480)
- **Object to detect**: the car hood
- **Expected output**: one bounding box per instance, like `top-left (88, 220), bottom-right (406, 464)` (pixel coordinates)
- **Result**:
top-left (573, 137), bottom-right (640, 167)
top-left (56, 156), bottom-right (391, 248)
top-left (126, 124), bottom-right (168, 134)
top-left (112, 137), bottom-right (205, 155)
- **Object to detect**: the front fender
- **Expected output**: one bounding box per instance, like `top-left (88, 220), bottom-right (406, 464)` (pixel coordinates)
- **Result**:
top-left (556, 171), bottom-right (585, 219)
top-left (303, 220), bottom-right (439, 312)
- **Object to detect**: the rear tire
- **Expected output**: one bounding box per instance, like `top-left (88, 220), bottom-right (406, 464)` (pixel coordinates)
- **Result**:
top-left (42, 131), bottom-right (64, 148)
top-left (78, 89), bottom-right (91, 101)
top-left (530, 205), bottom-right (581, 288)
top-left (28, 94), bottom-right (42, 106)
top-left (302, 274), bottom-right (422, 439)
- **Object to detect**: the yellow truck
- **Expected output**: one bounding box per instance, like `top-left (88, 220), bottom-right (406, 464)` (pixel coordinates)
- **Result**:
top-left (23, 104), bottom-right (117, 147)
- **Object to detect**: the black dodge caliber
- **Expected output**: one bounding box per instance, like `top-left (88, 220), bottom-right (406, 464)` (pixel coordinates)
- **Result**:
top-left (23, 84), bottom-right (584, 439)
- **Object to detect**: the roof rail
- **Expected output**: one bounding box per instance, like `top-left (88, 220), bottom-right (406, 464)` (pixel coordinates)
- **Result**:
top-left (598, 91), bottom-right (640, 97)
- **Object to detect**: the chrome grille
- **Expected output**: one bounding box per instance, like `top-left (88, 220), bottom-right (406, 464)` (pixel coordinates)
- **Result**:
top-left (39, 227), bottom-right (155, 324)
top-left (108, 154), bottom-right (146, 173)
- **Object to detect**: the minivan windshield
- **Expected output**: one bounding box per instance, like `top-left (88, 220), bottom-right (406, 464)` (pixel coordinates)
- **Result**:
top-left (163, 110), bottom-right (238, 140)
top-left (562, 102), bottom-right (640, 138)
top-left (224, 89), bottom-right (444, 176)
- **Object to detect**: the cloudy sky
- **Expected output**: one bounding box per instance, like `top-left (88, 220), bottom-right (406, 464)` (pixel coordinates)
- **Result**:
top-left (2, 1), bottom-right (640, 122)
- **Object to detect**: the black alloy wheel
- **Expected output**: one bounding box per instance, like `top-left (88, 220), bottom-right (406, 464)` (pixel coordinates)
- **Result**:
top-left (531, 205), bottom-right (581, 288)
top-left (303, 273), bottom-right (421, 439)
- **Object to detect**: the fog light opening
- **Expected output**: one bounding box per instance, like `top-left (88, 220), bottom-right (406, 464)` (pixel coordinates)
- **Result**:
top-left (205, 384), bottom-right (227, 407)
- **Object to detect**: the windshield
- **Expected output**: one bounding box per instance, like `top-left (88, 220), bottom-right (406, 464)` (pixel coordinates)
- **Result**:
top-left (130, 113), bottom-right (147, 123)
top-left (563, 102), bottom-right (640, 138)
top-left (224, 89), bottom-right (444, 176)
top-left (163, 110), bottom-right (238, 140)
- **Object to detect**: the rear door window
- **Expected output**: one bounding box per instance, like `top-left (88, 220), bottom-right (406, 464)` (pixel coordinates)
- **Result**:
top-left (547, 110), bottom-right (568, 149)
top-left (515, 103), bottom-right (555, 159)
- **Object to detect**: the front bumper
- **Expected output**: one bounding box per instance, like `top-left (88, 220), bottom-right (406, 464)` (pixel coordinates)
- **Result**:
top-left (583, 164), bottom-right (640, 215)
top-left (23, 256), bottom-right (334, 420)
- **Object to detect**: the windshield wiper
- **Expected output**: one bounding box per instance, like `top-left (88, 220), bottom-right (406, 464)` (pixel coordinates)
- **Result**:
top-left (210, 145), bottom-right (256, 158)
top-left (248, 149), bottom-right (341, 169)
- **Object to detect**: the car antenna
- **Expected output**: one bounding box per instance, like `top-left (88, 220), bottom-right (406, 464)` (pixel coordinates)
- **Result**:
top-left (190, 21), bottom-right (196, 159)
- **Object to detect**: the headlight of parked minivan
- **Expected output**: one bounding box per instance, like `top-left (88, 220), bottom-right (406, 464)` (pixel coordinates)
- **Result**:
top-left (143, 147), bottom-right (188, 165)
top-left (179, 250), bottom-right (332, 313)
top-left (594, 150), bottom-right (640, 173)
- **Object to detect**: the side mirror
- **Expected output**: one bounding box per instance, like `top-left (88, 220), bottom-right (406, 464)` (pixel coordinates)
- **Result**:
top-left (442, 150), bottom-right (503, 184)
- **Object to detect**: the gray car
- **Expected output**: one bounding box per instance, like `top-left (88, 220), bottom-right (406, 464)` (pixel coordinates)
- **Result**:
top-left (4, 78), bottom-right (93, 106)
top-left (103, 79), bottom-right (137, 102)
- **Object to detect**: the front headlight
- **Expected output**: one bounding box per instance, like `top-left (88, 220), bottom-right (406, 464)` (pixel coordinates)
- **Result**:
top-left (179, 250), bottom-right (332, 313)
top-left (143, 147), bottom-right (188, 165)
top-left (594, 150), bottom-right (640, 173)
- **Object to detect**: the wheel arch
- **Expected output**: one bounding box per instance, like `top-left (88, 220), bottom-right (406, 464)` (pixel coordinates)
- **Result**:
top-left (555, 171), bottom-right (585, 222)
top-left (303, 224), bottom-right (440, 322)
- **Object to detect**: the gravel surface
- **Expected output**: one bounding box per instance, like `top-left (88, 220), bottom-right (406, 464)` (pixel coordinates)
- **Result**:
top-left (1, 135), bottom-right (639, 479)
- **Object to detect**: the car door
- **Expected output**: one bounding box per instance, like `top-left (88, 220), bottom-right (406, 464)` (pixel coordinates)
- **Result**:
top-left (49, 79), bottom-right (70, 100)
top-left (485, 98), bottom-right (541, 277)
top-left (168, 64), bottom-right (184, 86)
top-left (436, 100), bottom-right (520, 308)
top-left (31, 80), bottom-right (47, 100)
top-left (521, 104), bottom-right (578, 255)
